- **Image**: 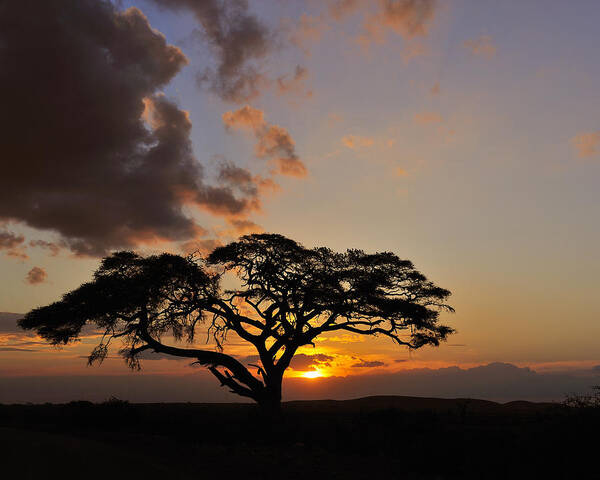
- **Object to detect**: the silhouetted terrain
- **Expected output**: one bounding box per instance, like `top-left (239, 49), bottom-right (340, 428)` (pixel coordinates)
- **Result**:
top-left (1, 395), bottom-right (597, 479)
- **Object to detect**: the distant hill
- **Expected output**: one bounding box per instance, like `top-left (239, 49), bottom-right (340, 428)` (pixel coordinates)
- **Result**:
top-left (284, 395), bottom-right (558, 414)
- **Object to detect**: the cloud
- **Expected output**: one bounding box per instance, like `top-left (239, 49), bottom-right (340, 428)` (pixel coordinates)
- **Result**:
top-left (276, 65), bottom-right (312, 98)
top-left (328, 0), bottom-right (363, 20)
top-left (289, 353), bottom-right (335, 371)
top-left (0, 313), bottom-right (24, 334)
top-left (352, 359), bottom-right (386, 368)
top-left (180, 238), bottom-right (224, 256)
top-left (148, 0), bottom-right (273, 103)
top-left (25, 267), bottom-right (47, 285)
top-left (2, 362), bottom-right (600, 403)
top-left (135, 350), bottom-right (190, 362)
top-left (239, 353), bottom-right (335, 371)
top-left (328, 113), bottom-right (344, 127)
top-left (571, 131), bottom-right (600, 158)
top-left (0, 230), bottom-right (23, 250)
top-left (223, 106), bottom-right (307, 178)
top-left (342, 135), bottom-right (375, 149)
top-left (283, 362), bottom-right (600, 403)
top-left (29, 240), bottom-right (61, 256)
top-left (413, 111), bottom-right (443, 125)
top-left (288, 14), bottom-right (330, 55)
top-left (0, 228), bottom-right (28, 260)
top-left (463, 35), bottom-right (497, 59)
top-left (362, 0), bottom-right (437, 43)
top-left (314, 333), bottom-right (365, 344)
top-left (225, 219), bottom-right (263, 235)
top-left (0, 347), bottom-right (38, 352)
top-left (223, 105), bottom-right (266, 130)
top-left (288, 1), bottom-right (437, 58)
top-left (0, 1), bottom-right (264, 256)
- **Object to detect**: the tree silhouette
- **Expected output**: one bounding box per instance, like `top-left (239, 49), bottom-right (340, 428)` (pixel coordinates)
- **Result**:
top-left (19, 234), bottom-right (454, 411)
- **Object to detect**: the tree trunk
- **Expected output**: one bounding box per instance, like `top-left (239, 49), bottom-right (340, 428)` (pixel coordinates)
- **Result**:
top-left (257, 375), bottom-right (283, 415)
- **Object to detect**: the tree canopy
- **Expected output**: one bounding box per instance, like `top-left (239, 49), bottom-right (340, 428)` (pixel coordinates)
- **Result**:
top-left (20, 234), bottom-right (454, 410)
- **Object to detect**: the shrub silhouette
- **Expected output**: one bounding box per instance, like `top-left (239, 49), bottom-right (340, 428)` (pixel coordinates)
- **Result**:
top-left (19, 233), bottom-right (454, 411)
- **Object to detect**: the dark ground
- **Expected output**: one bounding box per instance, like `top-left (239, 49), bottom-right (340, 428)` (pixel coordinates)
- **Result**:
top-left (0, 395), bottom-right (597, 479)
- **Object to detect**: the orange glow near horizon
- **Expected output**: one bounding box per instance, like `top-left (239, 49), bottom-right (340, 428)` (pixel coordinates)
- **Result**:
top-left (301, 370), bottom-right (325, 379)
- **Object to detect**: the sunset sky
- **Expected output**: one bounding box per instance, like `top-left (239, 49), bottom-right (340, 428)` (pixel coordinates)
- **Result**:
top-left (1, 0), bottom-right (599, 403)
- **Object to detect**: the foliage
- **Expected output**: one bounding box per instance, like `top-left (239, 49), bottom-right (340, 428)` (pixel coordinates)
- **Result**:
top-left (564, 386), bottom-right (600, 408)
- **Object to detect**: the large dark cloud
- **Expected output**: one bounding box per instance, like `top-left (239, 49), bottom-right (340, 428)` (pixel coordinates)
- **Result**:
top-left (0, 0), bottom-right (260, 255)
top-left (148, 0), bottom-right (273, 103)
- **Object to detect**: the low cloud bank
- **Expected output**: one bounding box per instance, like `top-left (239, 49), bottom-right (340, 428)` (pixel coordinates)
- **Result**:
top-left (285, 363), bottom-right (600, 403)
top-left (1, 362), bottom-right (599, 404)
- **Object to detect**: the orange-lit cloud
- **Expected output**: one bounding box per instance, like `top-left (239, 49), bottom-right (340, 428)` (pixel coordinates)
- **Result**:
top-left (292, 1), bottom-right (437, 57)
top-left (413, 111), bottom-right (443, 125)
top-left (342, 135), bottom-right (375, 149)
top-left (314, 333), bottom-right (366, 344)
top-left (362, 0), bottom-right (437, 43)
top-left (25, 267), bottom-right (47, 285)
top-left (224, 219), bottom-right (264, 235)
top-left (223, 106), bottom-right (307, 178)
top-left (412, 111), bottom-right (456, 143)
top-left (223, 105), bottom-right (265, 130)
top-left (571, 131), bottom-right (600, 158)
top-left (290, 353), bottom-right (335, 371)
top-left (463, 35), bottom-right (497, 59)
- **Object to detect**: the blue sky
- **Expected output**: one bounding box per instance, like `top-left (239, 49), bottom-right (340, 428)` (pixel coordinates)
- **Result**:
top-left (1, 1), bottom-right (599, 397)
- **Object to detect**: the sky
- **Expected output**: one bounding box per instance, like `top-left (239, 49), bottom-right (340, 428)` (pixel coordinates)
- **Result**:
top-left (1, 0), bottom-right (599, 403)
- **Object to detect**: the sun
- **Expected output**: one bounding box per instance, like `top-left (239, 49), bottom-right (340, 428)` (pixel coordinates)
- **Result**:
top-left (301, 370), bottom-right (324, 379)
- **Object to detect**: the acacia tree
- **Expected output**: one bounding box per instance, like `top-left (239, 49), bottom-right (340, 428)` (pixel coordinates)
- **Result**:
top-left (20, 234), bottom-right (454, 411)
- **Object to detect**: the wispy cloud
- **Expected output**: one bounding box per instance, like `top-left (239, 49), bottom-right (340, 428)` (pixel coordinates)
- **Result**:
top-left (148, 0), bottom-right (274, 103)
top-left (276, 65), bottom-right (312, 99)
top-left (413, 111), bottom-right (443, 125)
top-left (464, 35), bottom-right (497, 59)
top-left (0, 228), bottom-right (28, 260)
top-left (571, 131), bottom-right (600, 158)
top-left (352, 359), bottom-right (387, 368)
top-left (342, 135), bottom-right (375, 149)
top-left (223, 106), bottom-right (307, 178)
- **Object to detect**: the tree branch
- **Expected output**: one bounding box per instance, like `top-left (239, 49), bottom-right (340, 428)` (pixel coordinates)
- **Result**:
top-left (137, 315), bottom-right (264, 394)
